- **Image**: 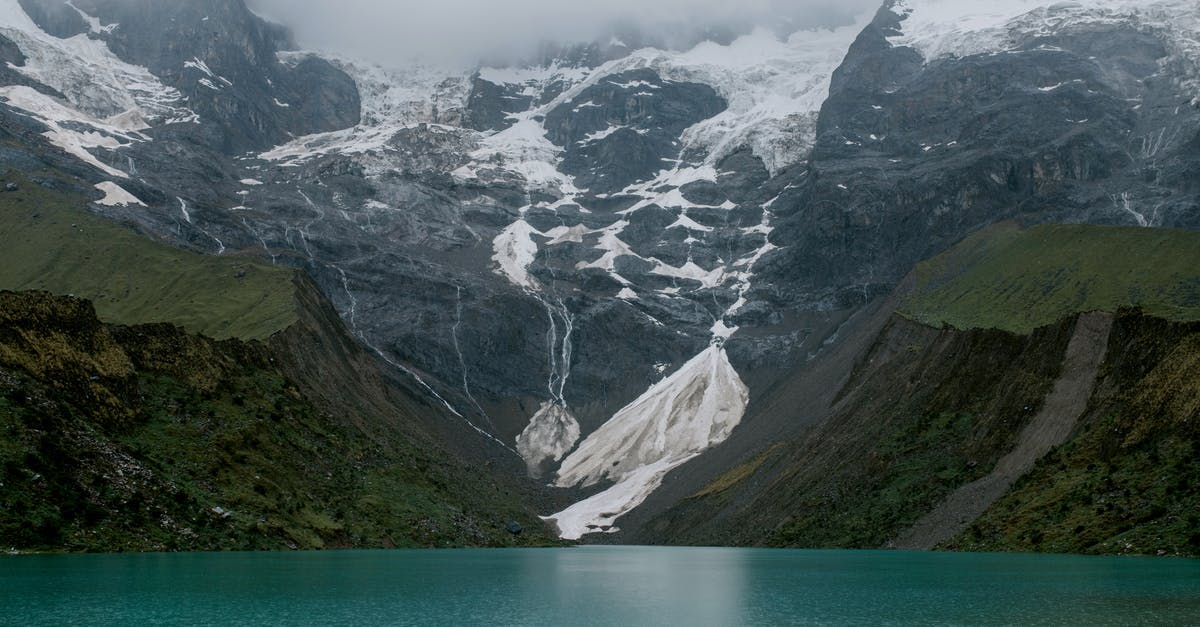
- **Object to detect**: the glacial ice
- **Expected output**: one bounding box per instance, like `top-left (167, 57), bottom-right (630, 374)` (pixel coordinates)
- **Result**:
top-left (889, 0), bottom-right (1200, 101)
top-left (548, 345), bottom-right (749, 539)
top-left (0, 0), bottom-right (196, 123)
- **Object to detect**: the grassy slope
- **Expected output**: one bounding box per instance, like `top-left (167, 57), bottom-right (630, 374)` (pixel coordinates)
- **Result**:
top-left (648, 223), bottom-right (1200, 555)
top-left (0, 294), bottom-right (556, 551)
top-left (948, 313), bottom-right (1200, 557)
top-left (0, 173), bottom-right (296, 340)
top-left (0, 175), bottom-right (557, 551)
top-left (902, 222), bottom-right (1200, 334)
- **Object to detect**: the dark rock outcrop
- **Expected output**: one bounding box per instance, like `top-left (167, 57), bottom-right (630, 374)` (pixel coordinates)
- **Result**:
top-left (761, 2), bottom-right (1200, 309)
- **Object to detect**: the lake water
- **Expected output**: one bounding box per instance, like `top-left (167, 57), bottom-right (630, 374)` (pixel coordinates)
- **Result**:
top-left (2, 546), bottom-right (1199, 625)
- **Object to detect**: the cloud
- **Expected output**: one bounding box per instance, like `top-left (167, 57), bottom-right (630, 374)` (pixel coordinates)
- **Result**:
top-left (248, 0), bottom-right (882, 66)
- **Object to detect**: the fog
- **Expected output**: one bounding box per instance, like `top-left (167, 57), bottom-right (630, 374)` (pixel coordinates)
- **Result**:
top-left (248, 0), bottom-right (883, 66)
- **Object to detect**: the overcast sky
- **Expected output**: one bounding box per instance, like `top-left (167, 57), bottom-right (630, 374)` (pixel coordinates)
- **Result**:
top-left (249, 0), bottom-right (882, 66)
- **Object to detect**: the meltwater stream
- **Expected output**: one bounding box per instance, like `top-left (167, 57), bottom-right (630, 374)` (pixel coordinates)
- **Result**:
top-left (3, 547), bottom-right (1199, 625)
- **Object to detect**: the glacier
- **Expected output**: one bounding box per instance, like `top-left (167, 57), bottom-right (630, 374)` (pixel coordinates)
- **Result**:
top-left (889, 0), bottom-right (1200, 102)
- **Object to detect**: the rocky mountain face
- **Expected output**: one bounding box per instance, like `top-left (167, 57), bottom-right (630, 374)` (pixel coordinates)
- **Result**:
top-left (0, 168), bottom-right (559, 551)
top-left (763, 0), bottom-right (1200, 309)
top-left (17, 0), bottom-right (360, 151)
top-left (1, 0), bottom-right (1198, 544)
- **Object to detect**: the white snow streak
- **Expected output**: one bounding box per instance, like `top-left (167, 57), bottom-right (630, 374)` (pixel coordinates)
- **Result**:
top-left (548, 345), bottom-right (749, 539)
top-left (93, 181), bottom-right (145, 206)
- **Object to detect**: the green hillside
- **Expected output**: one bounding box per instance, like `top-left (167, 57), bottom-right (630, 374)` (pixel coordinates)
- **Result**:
top-left (948, 312), bottom-right (1200, 557)
top-left (0, 175), bottom-right (558, 551)
top-left (0, 291), bottom-right (557, 552)
top-left (0, 173), bottom-right (296, 340)
top-left (902, 222), bottom-right (1200, 333)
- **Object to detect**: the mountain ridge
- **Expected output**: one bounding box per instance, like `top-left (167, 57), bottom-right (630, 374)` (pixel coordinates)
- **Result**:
top-left (1, 0), bottom-right (1198, 548)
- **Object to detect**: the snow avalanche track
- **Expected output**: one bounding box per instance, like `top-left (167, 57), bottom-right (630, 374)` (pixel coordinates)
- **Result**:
top-left (548, 345), bottom-right (748, 540)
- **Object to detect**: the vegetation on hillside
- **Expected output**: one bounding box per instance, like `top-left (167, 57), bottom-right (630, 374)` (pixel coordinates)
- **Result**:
top-left (949, 312), bottom-right (1200, 557)
top-left (0, 174), bottom-right (557, 552)
top-left (762, 322), bottom-right (1072, 549)
top-left (647, 223), bottom-right (1200, 556)
top-left (0, 291), bottom-right (556, 552)
top-left (902, 222), bottom-right (1200, 333)
top-left (0, 172), bottom-right (296, 340)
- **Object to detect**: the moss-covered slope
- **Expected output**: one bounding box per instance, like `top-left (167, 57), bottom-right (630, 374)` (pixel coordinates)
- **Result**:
top-left (902, 222), bottom-right (1200, 334)
top-left (0, 290), bottom-right (556, 552)
top-left (0, 173), bottom-right (296, 340)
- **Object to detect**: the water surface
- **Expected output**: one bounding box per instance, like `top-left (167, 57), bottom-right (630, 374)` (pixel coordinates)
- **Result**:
top-left (2, 547), bottom-right (1198, 625)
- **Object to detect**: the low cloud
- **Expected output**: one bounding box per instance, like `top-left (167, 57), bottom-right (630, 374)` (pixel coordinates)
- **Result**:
top-left (249, 0), bottom-right (882, 66)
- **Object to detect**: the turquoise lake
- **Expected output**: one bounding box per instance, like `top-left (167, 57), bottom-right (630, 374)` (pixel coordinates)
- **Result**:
top-left (2, 546), bottom-right (1199, 625)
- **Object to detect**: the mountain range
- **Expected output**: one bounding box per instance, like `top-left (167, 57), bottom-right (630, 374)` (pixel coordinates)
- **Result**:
top-left (1, 0), bottom-right (1198, 555)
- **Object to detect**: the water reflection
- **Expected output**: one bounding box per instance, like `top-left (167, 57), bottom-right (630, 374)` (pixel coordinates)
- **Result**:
top-left (527, 547), bottom-right (745, 625)
top-left (2, 547), bottom-right (1199, 625)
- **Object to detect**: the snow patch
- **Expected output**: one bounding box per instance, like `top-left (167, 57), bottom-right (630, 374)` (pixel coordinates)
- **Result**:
top-left (491, 219), bottom-right (543, 290)
top-left (711, 319), bottom-right (739, 339)
top-left (472, 113), bottom-right (578, 192)
top-left (93, 182), bottom-right (144, 206)
top-left (579, 125), bottom-right (625, 144)
top-left (549, 455), bottom-right (697, 540)
top-left (516, 402), bottom-right (581, 478)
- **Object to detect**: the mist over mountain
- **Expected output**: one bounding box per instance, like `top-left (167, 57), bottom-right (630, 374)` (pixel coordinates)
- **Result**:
top-left (247, 0), bottom-right (880, 65)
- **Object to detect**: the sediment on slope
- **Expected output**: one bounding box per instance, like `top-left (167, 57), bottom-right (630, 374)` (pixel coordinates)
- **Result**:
top-left (635, 311), bottom-right (1078, 547)
top-left (947, 311), bottom-right (1200, 557)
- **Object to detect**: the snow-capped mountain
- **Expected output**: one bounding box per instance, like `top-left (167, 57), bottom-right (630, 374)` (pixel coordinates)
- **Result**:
top-left (1, 0), bottom-right (1198, 540)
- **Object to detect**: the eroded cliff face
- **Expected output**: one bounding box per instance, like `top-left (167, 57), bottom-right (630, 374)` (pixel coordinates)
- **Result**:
top-left (949, 312), bottom-right (1200, 557)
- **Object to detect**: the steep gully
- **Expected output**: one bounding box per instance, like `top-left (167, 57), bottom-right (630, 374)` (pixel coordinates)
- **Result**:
top-left (893, 312), bottom-right (1115, 550)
